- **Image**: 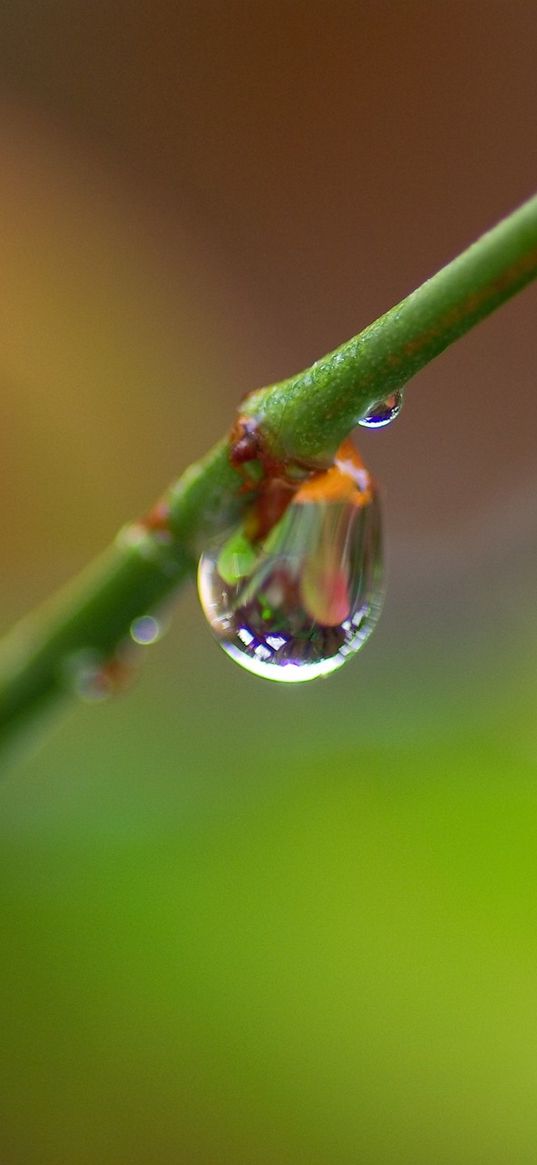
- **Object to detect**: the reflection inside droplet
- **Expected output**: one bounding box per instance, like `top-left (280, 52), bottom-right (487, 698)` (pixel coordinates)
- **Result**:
top-left (359, 390), bottom-right (404, 429)
top-left (198, 443), bottom-right (384, 683)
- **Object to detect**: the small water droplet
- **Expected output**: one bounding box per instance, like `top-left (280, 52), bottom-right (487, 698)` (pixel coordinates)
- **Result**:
top-left (198, 445), bottom-right (383, 683)
top-left (358, 390), bottom-right (403, 429)
top-left (130, 614), bottom-right (162, 646)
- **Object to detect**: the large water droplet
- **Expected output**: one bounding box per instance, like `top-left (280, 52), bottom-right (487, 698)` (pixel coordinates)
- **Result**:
top-left (198, 447), bottom-right (383, 682)
top-left (358, 390), bottom-right (403, 429)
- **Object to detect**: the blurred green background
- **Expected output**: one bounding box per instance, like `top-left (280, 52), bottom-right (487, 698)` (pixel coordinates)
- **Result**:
top-left (1, 2), bottom-right (537, 1161)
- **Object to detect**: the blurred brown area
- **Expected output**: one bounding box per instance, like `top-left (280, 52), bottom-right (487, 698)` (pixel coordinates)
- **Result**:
top-left (1, 1), bottom-right (536, 613)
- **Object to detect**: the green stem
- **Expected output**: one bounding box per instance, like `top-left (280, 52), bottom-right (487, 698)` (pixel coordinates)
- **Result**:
top-left (245, 193), bottom-right (537, 459)
top-left (1, 194), bottom-right (537, 760)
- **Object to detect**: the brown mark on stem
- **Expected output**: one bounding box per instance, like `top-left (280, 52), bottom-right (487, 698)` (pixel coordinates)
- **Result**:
top-left (139, 498), bottom-right (173, 541)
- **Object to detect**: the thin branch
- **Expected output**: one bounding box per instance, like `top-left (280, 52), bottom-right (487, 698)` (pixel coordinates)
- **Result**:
top-left (244, 192), bottom-right (537, 459)
top-left (1, 193), bottom-right (537, 760)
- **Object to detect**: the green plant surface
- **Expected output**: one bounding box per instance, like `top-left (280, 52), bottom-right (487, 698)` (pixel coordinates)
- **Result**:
top-left (1, 193), bottom-right (537, 762)
top-left (2, 600), bottom-right (537, 1164)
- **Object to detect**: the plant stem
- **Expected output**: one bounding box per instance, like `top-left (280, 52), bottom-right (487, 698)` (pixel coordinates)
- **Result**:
top-left (244, 193), bottom-right (537, 459)
top-left (1, 193), bottom-right (537, 760)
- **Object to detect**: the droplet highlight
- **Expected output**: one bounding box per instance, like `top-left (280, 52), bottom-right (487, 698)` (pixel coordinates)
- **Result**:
top-left (198, 442), bottom-right (383, 682)
top-left (358, 390), bottom-right (403, 429)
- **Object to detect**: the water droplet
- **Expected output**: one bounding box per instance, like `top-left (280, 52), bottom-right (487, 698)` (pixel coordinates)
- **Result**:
top-left (358, 390), bottom-right (403, 429)
top-left (130, 614), bottom-right (162, 646)
top-left (197, 444), bottom-right (383, 683)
